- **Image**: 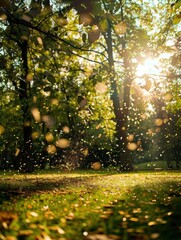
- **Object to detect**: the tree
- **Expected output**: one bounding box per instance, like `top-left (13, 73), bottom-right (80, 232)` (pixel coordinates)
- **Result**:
top-left (0, 0), bottom-right (180, 171)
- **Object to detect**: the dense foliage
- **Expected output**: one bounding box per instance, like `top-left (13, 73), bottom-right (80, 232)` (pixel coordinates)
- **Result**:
top-left (0, 0), bottom-right (180, 171)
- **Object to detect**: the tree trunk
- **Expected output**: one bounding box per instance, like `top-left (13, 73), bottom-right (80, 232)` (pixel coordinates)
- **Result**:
top-left (105, 20), bottom-right (133, 171)
top-left (19, 40), bottom-right (34, 172)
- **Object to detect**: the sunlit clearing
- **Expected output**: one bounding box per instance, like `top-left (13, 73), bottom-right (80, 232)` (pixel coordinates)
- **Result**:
top-left (47, 144), bottom-right (57, 155)
top-left (56, 138), bottom-right (70, 149)
top-left (95, 82), bottom-right (108, 93)
top-left (31, 107), bottom-right (41, 122)
top-left (62, 126), bottom-right (70, 133)
top-left (91, 162), bottom-right (101, 170)
top-left (127, 142), bottom-right (137, 151)
top-left (0, 125), bottom-right (5, 135)
top-left (31, 131), bottom-right (39, 140)
top-left (154, 118), bottom-right (164, 126)
top-left (45, 132), bottom-right (54, 143)
top-left (136, 58), bottom-right (160, 78)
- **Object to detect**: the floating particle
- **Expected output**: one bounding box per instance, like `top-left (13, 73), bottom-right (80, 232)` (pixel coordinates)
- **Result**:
top-left (31, 131), bottom-right (39, 140)
top-left (127, 134), bottom-right (134, 142)
top-left (95, 82), bottom-right (107, 93)
top-left (62, 126), bottom-right (70, 133)
top-left (91, 162), bottom-right (101, 170)
top-left (127, 142), bottom-right (137, 151)
top-left (56, 139), bottom-right (70, 149)
top-left (26, 72), bottom-right (33, 82)
top-left (37, 37), bottom-right (43, 45)
top-left (47, 144), bottom-right (56, 154)
top-left (31, 107), bottom-right (41, 122)
top-left (164, 93), bottom-right (172, 102)
top-left (45, 132), bottom-right (54, 143)
top-left (154, 118), bottom-right (163, 126)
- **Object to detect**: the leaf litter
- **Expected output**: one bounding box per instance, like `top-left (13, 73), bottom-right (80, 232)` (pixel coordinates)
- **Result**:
top-left (0, 171), bottom-right (180, 240)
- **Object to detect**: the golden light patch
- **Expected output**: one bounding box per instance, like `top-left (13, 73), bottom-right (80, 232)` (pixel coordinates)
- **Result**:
top-left (47, 144), bottom-right (57, 155)
top-left (45, 132), bottom-right (54, 143)
top-left (0, 125), bottom-right (5, 135)
top-left (56, 138), bottom-right (70, 149)
top-left (154, 118), bottom-right (163, 126)
top-left (127, 142), bottom-right (137, 151)
top-left (31, 107), bottom-right (41, 122)
top-left (91, 162), bottom-right (101, 170)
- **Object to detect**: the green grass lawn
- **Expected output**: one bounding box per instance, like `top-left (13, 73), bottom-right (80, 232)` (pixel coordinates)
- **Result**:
top-left (0, 170), bottom-right (180, 240)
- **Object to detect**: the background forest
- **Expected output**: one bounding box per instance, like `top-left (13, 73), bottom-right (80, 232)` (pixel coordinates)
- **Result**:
top-left (0, 0), bottom-right (180, 172)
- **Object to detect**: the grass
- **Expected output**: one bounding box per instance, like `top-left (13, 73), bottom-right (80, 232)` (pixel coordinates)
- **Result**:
top-left (135, 160), bottom-right (178, 170)
top-left (0, 169), bottom-right (180, 240)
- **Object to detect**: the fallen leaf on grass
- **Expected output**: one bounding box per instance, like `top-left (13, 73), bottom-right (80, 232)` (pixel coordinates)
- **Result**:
top-left (49, 226), bottom-right (65, 234)
top-left (0, 211), bottom-right (18, 228)
top-left (85, 234), bottom-right (120, 240)
top-left (19, 230), bottom-right (34, 236)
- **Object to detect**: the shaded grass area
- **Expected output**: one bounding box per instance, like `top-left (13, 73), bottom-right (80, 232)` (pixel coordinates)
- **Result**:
top-left (135, 160), bottom-right (179, 170)
top-left (0, 170), bottom-right (181, 240)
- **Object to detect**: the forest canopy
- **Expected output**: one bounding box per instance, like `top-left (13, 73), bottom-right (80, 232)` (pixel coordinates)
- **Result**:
top-left (0, 0), bottom-right (180, 172)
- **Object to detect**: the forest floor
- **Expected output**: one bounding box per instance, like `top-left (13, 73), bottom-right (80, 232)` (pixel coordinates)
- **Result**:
top-left (0, 169), bottom-right (181, 240)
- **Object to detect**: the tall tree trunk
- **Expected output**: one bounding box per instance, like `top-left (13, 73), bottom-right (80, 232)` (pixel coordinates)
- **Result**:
top-left (19, 40), bottom-right (34, 172)
top-left (105, 20), bottom-right (133, 171)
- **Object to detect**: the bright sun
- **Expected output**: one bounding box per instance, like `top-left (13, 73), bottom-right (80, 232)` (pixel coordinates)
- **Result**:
top-left (136, 57), bottom-right (161, 77)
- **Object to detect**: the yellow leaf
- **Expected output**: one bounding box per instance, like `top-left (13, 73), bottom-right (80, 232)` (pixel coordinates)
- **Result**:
top-left (0, 125), bottom-right (5, 135)
top-left (98, 18), bottom-right (108, 32)
top-left (173, 14), bottom-right (181, 24)
top-left (26, 72), bottom-right (33, 82)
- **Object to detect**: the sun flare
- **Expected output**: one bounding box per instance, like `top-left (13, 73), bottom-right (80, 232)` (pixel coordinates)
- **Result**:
top-left (136, 58), bottom-right (161, 77)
